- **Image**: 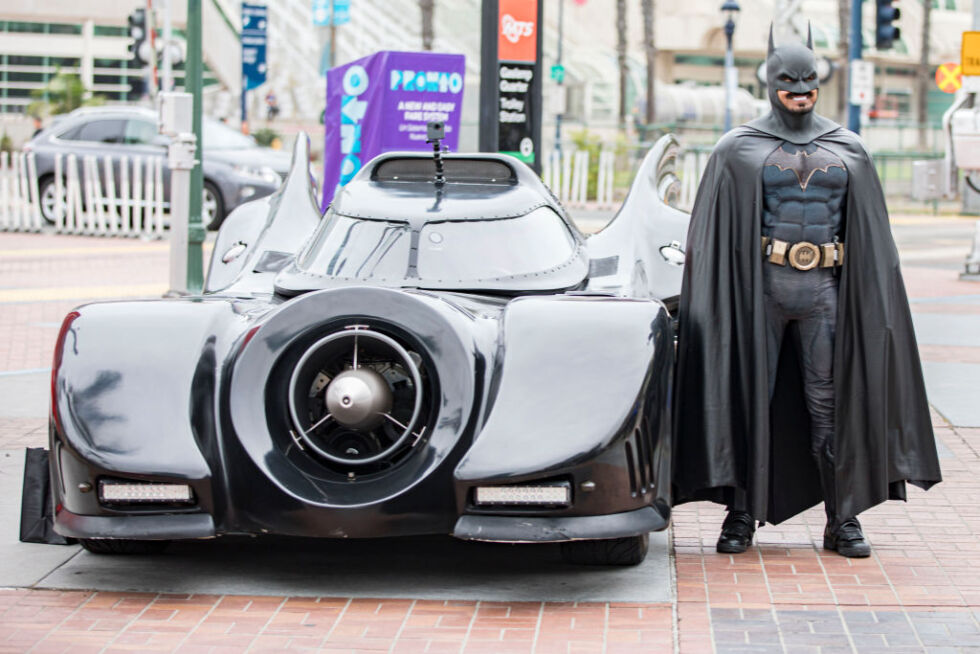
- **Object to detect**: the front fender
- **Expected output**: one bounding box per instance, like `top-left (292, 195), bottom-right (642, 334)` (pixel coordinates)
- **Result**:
top-left (52, 298), bottom-right (255, 478)
top-left (455, 295), bottom-right (671, 483)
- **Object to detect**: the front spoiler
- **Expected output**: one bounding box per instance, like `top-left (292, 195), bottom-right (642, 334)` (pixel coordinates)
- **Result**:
top-left (55, 509), bottom-right (216, 541)
top-left (451, 506), bottom-right (669, 543)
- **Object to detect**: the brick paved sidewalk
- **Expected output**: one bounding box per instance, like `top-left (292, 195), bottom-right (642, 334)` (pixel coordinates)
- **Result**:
top-left (2, 231), bottom-right (980, 653)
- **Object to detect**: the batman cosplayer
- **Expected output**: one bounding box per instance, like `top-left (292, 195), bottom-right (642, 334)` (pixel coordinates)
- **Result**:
top-left (672, 29), bottom-right (942, 557)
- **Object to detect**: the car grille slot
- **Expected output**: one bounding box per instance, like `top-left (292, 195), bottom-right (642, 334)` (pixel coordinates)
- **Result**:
top-left (624, 441), bottom-right (638, 497)
top-left (624, 419), bottom-right (657, 498)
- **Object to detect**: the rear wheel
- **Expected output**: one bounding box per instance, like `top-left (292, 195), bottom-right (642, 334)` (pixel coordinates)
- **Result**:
top-left (79, 539), bottom-right (171, 555)
top-left (203, 180), bottom-right (225, 230)
top-left (38, 175), bottom-right (65, 225)
top-left (559, 534), bottom-right (649, 566)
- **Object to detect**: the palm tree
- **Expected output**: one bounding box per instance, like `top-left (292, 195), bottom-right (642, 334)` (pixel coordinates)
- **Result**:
top-left (917, 0), bottom-right (933, 149)
top-left (420, 0), bottom-right (435, 51)
top-left (642, 0), bottom-right (656, 132)
top-left (617, 0), bottom-right (628, 128)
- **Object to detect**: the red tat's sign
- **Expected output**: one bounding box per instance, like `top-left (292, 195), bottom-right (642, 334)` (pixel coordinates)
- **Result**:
top-left (498, 0), bottom-right (538, 63)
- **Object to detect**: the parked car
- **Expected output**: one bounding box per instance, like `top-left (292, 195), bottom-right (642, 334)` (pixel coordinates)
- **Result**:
top-left (42, 134), bottom-right (689, 565)
top-left (25, 105), bottom-right (291, 229)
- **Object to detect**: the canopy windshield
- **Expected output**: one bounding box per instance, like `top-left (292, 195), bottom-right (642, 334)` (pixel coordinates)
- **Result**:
top-left (296, 207), bottom-right (579, 287)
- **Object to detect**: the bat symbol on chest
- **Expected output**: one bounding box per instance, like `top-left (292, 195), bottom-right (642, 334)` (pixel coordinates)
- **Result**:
top-left (766, 148), bottom-right (845, 191)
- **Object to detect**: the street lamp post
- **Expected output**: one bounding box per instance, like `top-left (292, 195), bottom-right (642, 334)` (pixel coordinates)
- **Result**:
top-left (721, 0), bottom-right (740, 133)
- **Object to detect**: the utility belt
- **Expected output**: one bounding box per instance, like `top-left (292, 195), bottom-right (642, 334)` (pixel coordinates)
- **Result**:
top-left (761, 236), bottom-right (844, 271)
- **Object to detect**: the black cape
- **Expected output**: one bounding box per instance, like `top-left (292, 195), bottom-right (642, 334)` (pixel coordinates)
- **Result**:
top-left (672, 124), bottom-right (942, 524)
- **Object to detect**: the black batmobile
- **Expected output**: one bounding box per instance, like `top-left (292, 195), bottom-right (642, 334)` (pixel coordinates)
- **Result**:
top-left (43, 133), bottom-right (689, 565)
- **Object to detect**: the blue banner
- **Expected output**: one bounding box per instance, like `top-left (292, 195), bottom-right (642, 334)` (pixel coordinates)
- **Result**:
top-left (333, 0), bottom-right (351, 25)
top-left (312, 0), bottom-right (331, 26)
top-left (242, 3), bottom-right (268, 91)
top-left (312, 0), bottom-right (350, 27)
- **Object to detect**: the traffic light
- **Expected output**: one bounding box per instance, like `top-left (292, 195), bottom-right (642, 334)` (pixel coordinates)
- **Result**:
top-left (875, 0), bottom-right (900, 50)
top-left (128, 8), bottom-right (147, 66)
top-left (127, 8), bottom-right (147, 101)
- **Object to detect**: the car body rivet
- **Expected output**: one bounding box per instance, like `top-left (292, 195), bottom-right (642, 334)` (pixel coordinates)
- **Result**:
top-left (580, 481), bottom-right (596, 492)
top-left (78, 482), bottom-right (93, 493)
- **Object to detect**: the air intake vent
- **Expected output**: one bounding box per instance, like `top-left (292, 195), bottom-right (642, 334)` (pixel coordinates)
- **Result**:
top-left (286, 324), bottom-right (432, 475)
top-left (625, 417), bottom-right (657, 497)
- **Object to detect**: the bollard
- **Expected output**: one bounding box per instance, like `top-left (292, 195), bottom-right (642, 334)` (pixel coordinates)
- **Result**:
top-left (963, 220), bottom-right (980, 280)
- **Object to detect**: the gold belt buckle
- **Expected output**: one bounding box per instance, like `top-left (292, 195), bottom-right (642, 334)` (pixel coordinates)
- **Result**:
top-left (788, 241), bottom-right (820, 270)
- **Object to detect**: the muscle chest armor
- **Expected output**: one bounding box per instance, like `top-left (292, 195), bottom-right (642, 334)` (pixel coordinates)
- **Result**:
top-left (762, 141), bottom-right (847, 244)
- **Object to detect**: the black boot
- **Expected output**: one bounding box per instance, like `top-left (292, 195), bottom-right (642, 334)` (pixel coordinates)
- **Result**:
top-left (824, 516), bottom-right (871, 558)
top-left (815, 453), bottom-right (871, 558)
top-left (716, 509), bottom-right (756, 554)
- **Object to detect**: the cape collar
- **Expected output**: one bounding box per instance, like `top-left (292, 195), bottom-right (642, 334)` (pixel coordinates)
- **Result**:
top-left (745, 111), bottom-right (841, 145)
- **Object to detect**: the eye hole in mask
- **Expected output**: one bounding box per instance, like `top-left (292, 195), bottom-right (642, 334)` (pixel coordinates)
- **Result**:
top-left (779, 74), bottom-right (794, 83)
top-left (805, 73), bottom-right (817, 82)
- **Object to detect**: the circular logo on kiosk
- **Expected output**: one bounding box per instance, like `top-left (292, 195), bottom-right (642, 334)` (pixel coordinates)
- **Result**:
top-left (519, 137), bottom-right (534, 159)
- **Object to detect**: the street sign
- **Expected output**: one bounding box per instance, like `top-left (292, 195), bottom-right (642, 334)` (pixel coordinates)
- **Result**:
top-left (849, 59), bottom-right (874, 107)
top-left (936, 62), bottom-right (962, 94)
top-left (963, 31), bottom-right (980, 76)
top-left (241, 3), bottom-right (268, 91)
top-left (550, 63), bottom-right (564, 83)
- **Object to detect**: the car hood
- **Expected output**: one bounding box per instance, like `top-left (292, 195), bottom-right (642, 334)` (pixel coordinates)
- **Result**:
top-left (205, 147), bottom-right (292, 174)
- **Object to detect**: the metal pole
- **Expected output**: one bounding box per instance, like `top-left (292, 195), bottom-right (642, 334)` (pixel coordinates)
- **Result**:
top-left (847, 0), bottom-right (862, 134)
top-left (147, 0), bottom-right (159, 98)
top-left (161, 0), bottom-right (172, 92)
top-left (554, 0), bottom-right (563, 154)
top-left (723, 18), bottom-right (735, 133)
top-left (530, 0), bottom-right (543, 173)
top-left (185, 0), bottom-right (204, 293)
top-left (963, 0), bottom-right (980, 279)
top-left (478, 0), bottom-right (499, 154)
top-left (241, 86), bottom-right (248, 131)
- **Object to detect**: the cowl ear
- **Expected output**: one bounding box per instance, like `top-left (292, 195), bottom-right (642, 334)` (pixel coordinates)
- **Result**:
top-left (806, 22), bottom-right (814, 50)
top-left (768, 23), bottom-right (776, 57)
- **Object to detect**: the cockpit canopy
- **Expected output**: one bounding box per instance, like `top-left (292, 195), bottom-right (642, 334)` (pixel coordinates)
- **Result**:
top-left (275, 153), bottom-right (589, 295)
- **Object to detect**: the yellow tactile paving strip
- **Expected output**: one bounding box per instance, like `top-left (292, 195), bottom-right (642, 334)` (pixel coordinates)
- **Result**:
top-left (0, 284), bottom-right (167, 303)
top-left (0, 244), bottom-right (168, 259)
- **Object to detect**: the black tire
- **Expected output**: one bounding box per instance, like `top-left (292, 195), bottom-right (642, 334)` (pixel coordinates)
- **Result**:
top-left (79, 539), bottom-right (171, 555)
top-left (38, 175), bottom-right (63, 225)
top-left (559, 533), bottom-right (649, 566)
top-left (203, 180), bottom-right (226, 230)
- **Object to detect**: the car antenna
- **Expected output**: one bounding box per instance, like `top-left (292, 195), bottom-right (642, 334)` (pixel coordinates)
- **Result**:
top-left (425, 121), bottom-right (446, 187)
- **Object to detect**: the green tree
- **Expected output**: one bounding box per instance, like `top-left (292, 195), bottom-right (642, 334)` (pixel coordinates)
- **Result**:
top-left (27, 70), bottom-right (104, 119)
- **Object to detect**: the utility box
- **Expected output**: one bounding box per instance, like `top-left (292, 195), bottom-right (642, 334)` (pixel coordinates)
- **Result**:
top-left (158, 92), bottom-right (194, 136)
top-left (951, 107), bottom-right (980, 171)
top-left (911, 160), bottom-right (944, 201)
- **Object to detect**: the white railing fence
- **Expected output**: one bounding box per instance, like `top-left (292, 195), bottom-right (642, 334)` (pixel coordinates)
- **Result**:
top-left (543, 146), bottom-right (709, 213)
top-left (542, 148), bottom-right (616, 210)
top-left (0, 152), bottom-right (167, 238)
top-left (0, 151), bottom-right (42, 232)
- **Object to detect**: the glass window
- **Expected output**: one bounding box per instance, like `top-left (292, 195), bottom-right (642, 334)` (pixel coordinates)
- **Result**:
top-left (299, 214), bottom-right (411, 280)
top-left (94, 25), bottom-right (128, 37)
top-left (124, 119), bottom-right (159, 145)
top-left (202, 119), bottom-right (257, 149)
top-left (299, 207), bottom-right (577, 286)
top-left (74, 119), bottom-right (125, 143)
top-left (417, 208), bottom-right (576, 281)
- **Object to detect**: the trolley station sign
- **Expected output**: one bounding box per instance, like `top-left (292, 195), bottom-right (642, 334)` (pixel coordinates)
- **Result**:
top-left (479, 0), bottom-right (544, 172)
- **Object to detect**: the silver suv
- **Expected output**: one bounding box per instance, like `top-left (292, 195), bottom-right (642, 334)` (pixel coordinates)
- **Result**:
top-left (26, 106), bottom-right (292, 229)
